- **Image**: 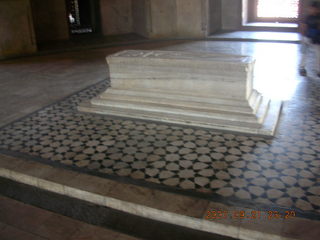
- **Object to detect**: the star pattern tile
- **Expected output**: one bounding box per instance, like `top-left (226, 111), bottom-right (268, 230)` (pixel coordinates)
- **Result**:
top-left (0, 79), bottom-right (320, 215)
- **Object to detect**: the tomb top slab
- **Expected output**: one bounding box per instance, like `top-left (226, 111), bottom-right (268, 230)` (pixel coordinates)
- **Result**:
top-left (110, 50), bottom-right (253, 64)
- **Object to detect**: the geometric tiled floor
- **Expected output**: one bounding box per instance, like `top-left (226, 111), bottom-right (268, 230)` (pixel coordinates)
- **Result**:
top-left (1, 76), bottom-right (319, 216)
top-left (1, 39), bottom-right (320, 240)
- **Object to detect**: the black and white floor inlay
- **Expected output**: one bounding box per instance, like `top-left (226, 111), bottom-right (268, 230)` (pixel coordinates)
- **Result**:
top-left (0, 79), bottom-right (320, 215)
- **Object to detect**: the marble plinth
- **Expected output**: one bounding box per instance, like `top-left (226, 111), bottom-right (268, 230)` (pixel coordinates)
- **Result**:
top-left (79, 50), bottom-right (282, 136)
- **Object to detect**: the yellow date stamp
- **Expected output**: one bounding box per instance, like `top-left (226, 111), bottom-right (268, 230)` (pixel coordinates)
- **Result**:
top-left (205, 210), bottom-right (296, 220)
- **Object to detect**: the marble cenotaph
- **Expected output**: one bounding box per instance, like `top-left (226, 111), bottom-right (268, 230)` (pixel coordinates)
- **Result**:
top-left (79, 50), bottom-right (282, 136)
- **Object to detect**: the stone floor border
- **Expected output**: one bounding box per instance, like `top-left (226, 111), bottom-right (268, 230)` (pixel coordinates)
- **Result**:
top-left (1, 154), bottom-right (319, 240)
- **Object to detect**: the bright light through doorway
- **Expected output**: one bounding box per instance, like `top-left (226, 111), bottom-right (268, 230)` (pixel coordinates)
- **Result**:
top-left (257, 0), bottom-right (299, 18)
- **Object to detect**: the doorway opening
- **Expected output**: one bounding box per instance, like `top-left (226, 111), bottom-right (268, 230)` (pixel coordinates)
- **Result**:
top-left (66, 0), bottom-right (101, 35)
top-left (248, 0), bottom-right (300, 23)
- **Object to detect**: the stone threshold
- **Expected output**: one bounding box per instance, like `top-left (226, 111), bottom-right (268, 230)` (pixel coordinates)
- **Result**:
top-left (0, 195), bottom-right (142, 240)
top-left (0, 179), bottom-right (232, 240)
top-left (241, 22), bottom-right (298, 33)
top-left (1, 153), bottom-right (319, 240)
top-left (208, 33), bottom-right (299, 44)
top-left (243, 22), bottom-right (297, 28)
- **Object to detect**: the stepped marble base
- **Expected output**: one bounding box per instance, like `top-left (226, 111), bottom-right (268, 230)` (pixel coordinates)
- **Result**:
top-left (78, 50), bottom-right (282, 136)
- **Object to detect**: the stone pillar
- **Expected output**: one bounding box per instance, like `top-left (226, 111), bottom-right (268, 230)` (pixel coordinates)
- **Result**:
top-left (0, 0), bottom-right (37, 59)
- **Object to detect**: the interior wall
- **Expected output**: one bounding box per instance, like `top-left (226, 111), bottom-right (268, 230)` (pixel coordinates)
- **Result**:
top-left (148, 0), bottom-right (177, 38)
top-left (100, 0), bottom-right (219, 38)
top-left (132, 0), bottom-right (149, 37)
top-left (0, 0), bottom-right (248, 59)
top-left (176, 0), bottom-right (205, 37)
top-left (221, 0), bottom-right (242, 30)
top-left (0, 0), bottom-right (37, 59)
top-left (100, 0), bottom-right (133, 35)
top-left (208, 0), bottom-right (222, 34)
top-left (140, 0), bottom-right (209, 38)
top-left (31, 0), bottom-right (69, 43)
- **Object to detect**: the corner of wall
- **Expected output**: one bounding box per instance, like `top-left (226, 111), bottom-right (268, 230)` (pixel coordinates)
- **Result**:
top-left (0, 0), bottom-right (37, 59)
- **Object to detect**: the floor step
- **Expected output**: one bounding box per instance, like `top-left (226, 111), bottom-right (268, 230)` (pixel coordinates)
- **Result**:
top-left (0, 195), bottom-right (141, 240)
top-left (0, 178), bottom-right (236, 240)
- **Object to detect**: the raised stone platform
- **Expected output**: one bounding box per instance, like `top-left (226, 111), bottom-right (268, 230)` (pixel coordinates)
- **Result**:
top-left (79, 50), bottom-right (282, 136)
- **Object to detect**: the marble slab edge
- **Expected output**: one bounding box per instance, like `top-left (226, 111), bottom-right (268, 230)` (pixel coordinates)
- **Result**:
top-left (77, 99), bottom-right (283, 137)
top-left (0, 153), bottom-right (313, 240)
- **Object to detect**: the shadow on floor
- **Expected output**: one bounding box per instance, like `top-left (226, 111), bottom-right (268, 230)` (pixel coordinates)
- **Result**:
top-left (37, 33), bottom-right (148, 53)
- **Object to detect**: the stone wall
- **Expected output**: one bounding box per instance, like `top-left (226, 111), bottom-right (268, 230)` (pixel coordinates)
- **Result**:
top-left (221, 0), bottom-right (242, 30)
top-left (148, 0), bottom-right (177, 38)
top-left (0, 0), bottom-right (37, 59)
top-left (2, 0), bottom-right (284, 59)
top-left (100, 0), bottom-right (133, 35)
top-left (176, 0), bottom-right (206, 37)
top-left (207, 0), bottom-right (222, 34)
top-left (142, 0), bottom-right (208, 38)
top-left (31, 0), bottom-right (69, 43)
top-left (132, 0), bottom-right (150, 37)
